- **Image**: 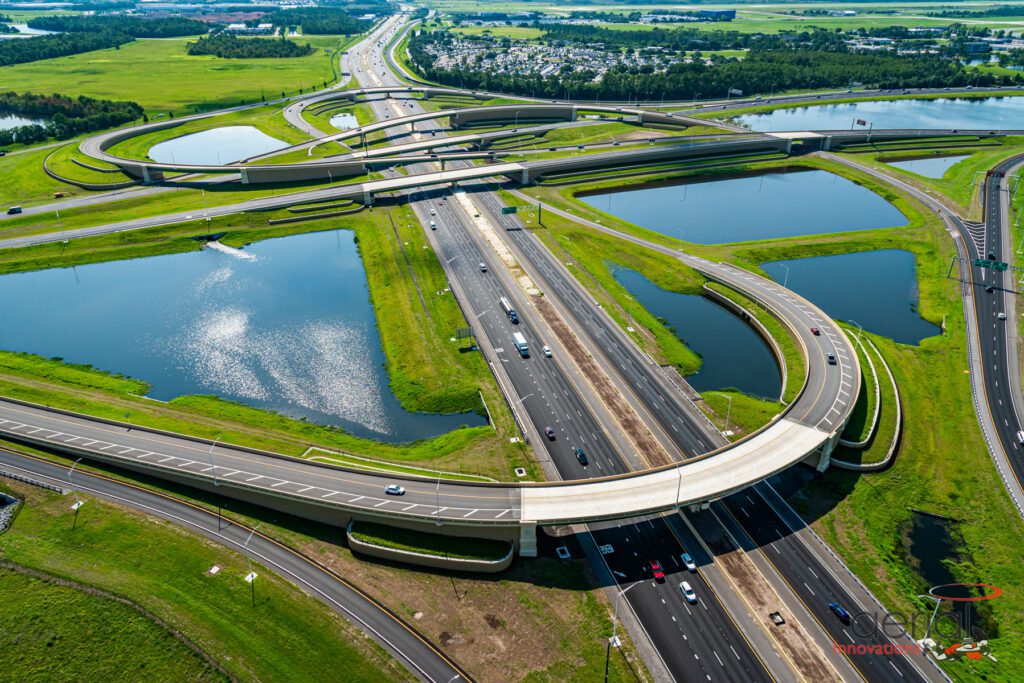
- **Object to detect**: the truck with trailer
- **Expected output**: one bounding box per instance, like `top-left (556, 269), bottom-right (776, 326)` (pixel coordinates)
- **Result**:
top-left (500, 296), bottom-right (519, 324)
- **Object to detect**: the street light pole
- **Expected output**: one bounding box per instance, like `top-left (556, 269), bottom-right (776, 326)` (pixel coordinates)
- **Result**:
top-left (781, 263), bottom-right (790, 288)
top-left (242, 525), bottom-right (260, 608)
top-left (605, 582), bottom-right (640, 682)
top-left (68, 457), bottom-right (84, 529)
top-left (723, 393), bottom-right (733, 436)
top-left (850, 319), bottom-right (864, 345)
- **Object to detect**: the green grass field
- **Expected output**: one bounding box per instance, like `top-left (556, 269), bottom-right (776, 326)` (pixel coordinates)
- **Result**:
top-left (0, 480), bottom-right (412, 682)
top-left (0, 35), bottom-right (350, 114)
top-left (0, 566), bottom-right (226, 682)
top-left (350, 521), bottom-right (512, 560)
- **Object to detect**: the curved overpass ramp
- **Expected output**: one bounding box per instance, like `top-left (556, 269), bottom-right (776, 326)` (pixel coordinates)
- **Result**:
top-left (0, 248), bottom-right (858, 545)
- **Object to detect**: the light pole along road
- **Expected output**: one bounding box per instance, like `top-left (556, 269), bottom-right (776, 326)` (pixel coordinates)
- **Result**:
top-left (0, 446), bottom-right (472, 683)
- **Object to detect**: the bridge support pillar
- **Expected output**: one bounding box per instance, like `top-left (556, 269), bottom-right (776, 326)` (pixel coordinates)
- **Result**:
top-left (821, 136), bottom-right (832, 152)
top-left (239, 168), bottom-right (249, 185)
top-left (804, 431), bottom-right (839, 472)
top-left (363, 190), bottom-right (373, 206)
top-left (519, 521), bottom-right (537, 557)
top-left (521, 168), bottom-right (529, 185)
top-left (687, 501), bottom-right (710, 513)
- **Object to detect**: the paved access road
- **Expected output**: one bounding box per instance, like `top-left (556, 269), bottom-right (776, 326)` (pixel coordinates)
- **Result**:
top-left (0, 447), bottom-right (471, 683)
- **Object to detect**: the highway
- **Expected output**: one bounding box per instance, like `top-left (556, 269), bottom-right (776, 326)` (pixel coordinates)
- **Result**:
top-left (0, 11), bottom-right (984, 682)
top-left (824, 151), bottom-right (1024, 519)
top-left (0, 447), bottom-right (470, 683)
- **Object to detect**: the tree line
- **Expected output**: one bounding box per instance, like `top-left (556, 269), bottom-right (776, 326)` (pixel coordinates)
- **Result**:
top-left (187, 33), bottom-right (312, 58)
top-left (28, 15), bottom-right (208, 38)
top-left (0, 31), bottom-right (134, 67)
top-left (263, 8), bottom-right (371, 35)
top-left (409, 33), bottom-right (1023, 101)
top-left (0, 91), bottom-right (143, 147)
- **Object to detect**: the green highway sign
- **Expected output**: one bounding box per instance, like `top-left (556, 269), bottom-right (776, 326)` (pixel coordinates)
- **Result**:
top-left (974, 258), bottom-right (1010, 271)
top-left (501, 206), bottom-right (518, 215)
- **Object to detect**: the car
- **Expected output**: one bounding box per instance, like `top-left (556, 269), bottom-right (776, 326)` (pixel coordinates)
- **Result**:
top-left (0, 150), bottom-right (6, 156)
top-left (828, 602), bottom-right (851, 624)
top-left (810, 326), bottom-right (820, 336)
top-left (429, 220), bottom-right (436, 230)
top-left (479, 262), bottom-right (487, 272)
top-left (612, 141), bottom-right (620, 146)
top-left (384, 484), bottom-right (406, 496)
top-left (430, 208), bottom-right (436, 215)
top-left (986, 284), bottom-right (994, 293)
top-left (544, 426), bottom-right (556, 440)
top-left (542, 345), bottom-right (552, 357)
top-left (999, 312), bottom-right (1007, 320)
top-left (770, 611), bottom-right (786, 626)
top-left (681, 553), bottom-right (697, 572)
top-left (573, 447), bottom-right (588, 466)
top-left (680, 581), bottom-right (697, 603)
top-left (577, 145), bottom-right (584, 150)
top-left (6, 206), bottom-right (21, 215)
top-left (649, 560), bottom-right (666, 582)
top-left (827, 352), bottom-right (837, 365)
top-left (549, 147), bottom-right (557, 151)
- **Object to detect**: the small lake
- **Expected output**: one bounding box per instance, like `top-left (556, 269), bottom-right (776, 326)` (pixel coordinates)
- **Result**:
top-left (579, 169), bottom-right (908, 244)
top-left (613, 267), bottom-right (781, 399)
top-left (0, 230), bottom-right (484, 442)
top-left (330, 112), bottom-right (359, 130)
top-left (762, 250), bottom-right (941, 345)
top-left (885, 154), bottom-right (969, 179)
top-left (0, 113), bottom-right (45, 130)
top-left (735, 96), bottom-right (1024, 132)
top-left (149, 125), bottom-right (288, 165)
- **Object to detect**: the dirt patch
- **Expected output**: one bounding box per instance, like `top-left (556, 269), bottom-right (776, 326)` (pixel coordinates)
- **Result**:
top-left (484, 613), bottom-right (503, 629)
top-left (533, 297), bottom-right (673, 467)
top-left (713, 548), bottom-right (841, 682)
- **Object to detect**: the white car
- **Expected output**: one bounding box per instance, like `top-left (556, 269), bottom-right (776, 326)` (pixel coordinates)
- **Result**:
top-left (681, 553), bottom-right (697, 573)
top-left (542, 345), bottom-right (552, 357)
top-left (680, 581), bottom-right (697, 604)
top-left (384, 484), bottom-right (406, 496)
top-left (998, 312), bottom-right (1007, 320)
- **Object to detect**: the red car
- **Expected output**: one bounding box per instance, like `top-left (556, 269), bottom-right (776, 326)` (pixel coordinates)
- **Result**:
top-left (810, 327), bottom-right (820, 336)
top-left (649, 560), bottom-right (666, 582)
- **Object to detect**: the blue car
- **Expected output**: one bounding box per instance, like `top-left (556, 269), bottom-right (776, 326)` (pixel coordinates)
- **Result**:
top-left (828, 602), bottom-right (851, 624)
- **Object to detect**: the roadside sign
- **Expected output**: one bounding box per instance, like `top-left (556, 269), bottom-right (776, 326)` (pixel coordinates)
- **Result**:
top-left (974, 259), bottom-right (1009, 271)
top-left (501, 206), bottom-right (518, 215)
top-left (599, 544), bottom-right (614, 555)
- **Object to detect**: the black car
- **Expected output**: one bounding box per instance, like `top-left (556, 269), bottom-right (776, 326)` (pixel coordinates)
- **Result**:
top-left (544, 426), bottom-right (556, 440)
top-left (986, 285), bottom-right (995, 293)
top-left (573, 447), bottom-right (588, 466)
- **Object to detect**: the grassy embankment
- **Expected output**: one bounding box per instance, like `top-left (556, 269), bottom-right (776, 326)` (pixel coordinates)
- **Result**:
top-left (0, 35), bottom-right (354, 114)
top-left (349, 521), bottom-right (511, 560)
top-left (532, 149), bottom-right (1024, 676)
top-left (0, 566), bottom-right (226, 682)
top-left (0, 209), bottom-right (529, 480)
top-left (0, 480), bottom-right (411, 682)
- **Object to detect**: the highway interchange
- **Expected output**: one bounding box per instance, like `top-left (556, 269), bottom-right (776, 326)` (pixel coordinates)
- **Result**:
top-left (1, 9), bottom-right (1022, 683)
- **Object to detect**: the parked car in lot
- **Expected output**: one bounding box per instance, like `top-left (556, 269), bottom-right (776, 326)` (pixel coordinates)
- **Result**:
top-left (828, 602), bottom-right (851, 624)
top-left (384, 484), bottom-right (406, 496)
top-left (649, 560), bottom-right (665, 582)
top-left (680, 581), bottom-right (697, 603)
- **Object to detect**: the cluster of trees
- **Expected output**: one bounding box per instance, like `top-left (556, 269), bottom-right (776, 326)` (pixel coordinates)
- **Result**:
top-left (28, 14), bottom-right (208, 38)
top-left (536, 23), bottom-right (764, 51)
top-left (0, 91), bottom-right (143, 147)
top-left (262, 8), bottom-right (370, 35)
top-left (928, 5), bottom-right (1024, 19)
top-left (410, 32), bottom-right (1023, 101)
top-left (0, 31), bottom-right (133, 67)
top-left (187, 33), bottom-right (312, 58)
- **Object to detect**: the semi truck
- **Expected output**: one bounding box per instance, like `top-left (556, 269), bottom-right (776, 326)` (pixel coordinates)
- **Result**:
top-left (500, 296), bottom-right (519, 324)
top-left (512, 332), bottom-right (529, 358)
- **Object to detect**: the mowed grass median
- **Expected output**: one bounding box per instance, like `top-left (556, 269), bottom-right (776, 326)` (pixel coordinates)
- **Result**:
top-left (0, 480), bottom-right (412, 682)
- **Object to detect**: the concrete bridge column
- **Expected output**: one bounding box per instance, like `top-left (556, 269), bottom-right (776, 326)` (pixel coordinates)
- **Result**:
top-left (521, 168), bottom-right (530, 185)
top-left (803, 431), bottom-right (840, 472)
top-left (239, 168), bottom-right (249, 185)
top-left (687, 501), bottom-right (711, 513)
top-left (571, 106), bottom-right (578, 122)
top-left (822, 136), bottom-right (832, 152)
top-left (363, 189), bottom-right (373, 206)
top-left (519, 521), bottom-right (538, 557)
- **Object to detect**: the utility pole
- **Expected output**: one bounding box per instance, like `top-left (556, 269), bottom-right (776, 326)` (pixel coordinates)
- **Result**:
top-left (242, 525), bottom-right (260, 608)
top-left (68, 457), bottom-right (84, 530)
top-left (605, 582), bottom-right (640, 682)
